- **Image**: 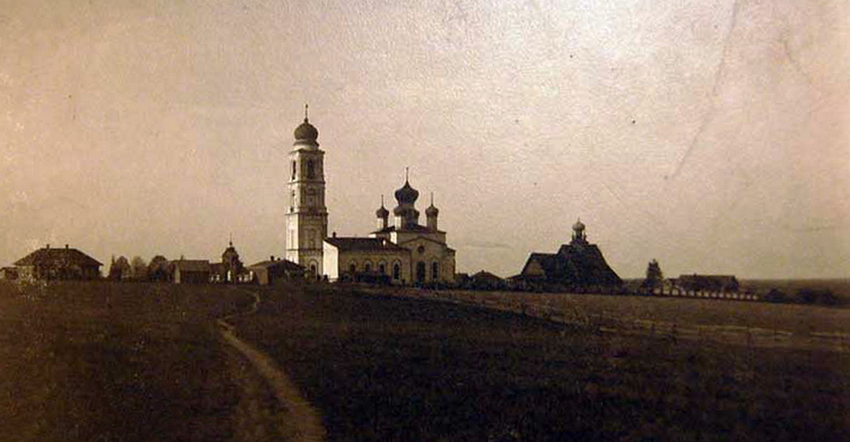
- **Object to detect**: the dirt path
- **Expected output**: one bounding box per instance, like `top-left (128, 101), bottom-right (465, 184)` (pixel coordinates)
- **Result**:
top-left (219, 290), bottom-right (326, 442)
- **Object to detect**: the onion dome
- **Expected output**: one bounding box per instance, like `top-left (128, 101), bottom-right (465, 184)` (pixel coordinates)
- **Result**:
top-left (294, 119), bottom-right (318, 142)
top-left (425, 193), bottom-right (439, 216)
top-left (293, 104), bottom-right (319, 144)
top-left (376, 205), bottom-right (389, 218)
top-left (394, 180), bottom-right (419, 205)
top-left (572, 218), bottom-right (586, 232)
top-left (222, 241), bottom-right (239, 259)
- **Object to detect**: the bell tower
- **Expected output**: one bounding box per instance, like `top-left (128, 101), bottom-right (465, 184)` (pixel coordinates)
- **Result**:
top-left (285, 104), bottom-right (327, 277)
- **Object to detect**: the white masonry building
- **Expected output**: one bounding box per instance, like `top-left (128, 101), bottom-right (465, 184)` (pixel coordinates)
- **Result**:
top-left (283, 108), bottom-right (456, 284)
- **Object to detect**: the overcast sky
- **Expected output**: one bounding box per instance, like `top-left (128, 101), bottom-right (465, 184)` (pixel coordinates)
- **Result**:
top-left (1, 0), bottom-right (848, 278)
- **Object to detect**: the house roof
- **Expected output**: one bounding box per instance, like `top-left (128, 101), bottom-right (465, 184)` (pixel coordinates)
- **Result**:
top-left (471, 270), bottom-right (503, 281)
top-left (325, 237), bottom-right (408, 252)
top-left (172, 260), bottom-right (211, 272)
top-left (14, 247), bottom-right (102, 267)
top-left (247, 259), bottom-right (305, 271)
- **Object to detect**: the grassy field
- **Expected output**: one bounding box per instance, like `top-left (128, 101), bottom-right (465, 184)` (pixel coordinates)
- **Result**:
top-left (0, 281), bottom-right (255, 442)
top-left (1, 281), bottom-right (848, 441)
top-left (233, 284), bottom-right (850, 442)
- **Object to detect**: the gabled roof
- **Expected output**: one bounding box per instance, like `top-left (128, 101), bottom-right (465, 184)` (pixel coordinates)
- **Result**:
top-left (172, 260), bottom-right (211, 273)
top-left (325, 237), bottom-right (408, 252)
top-left (397, 235), bottom-right (449, 248)
top-left (518, 243), bottom-right (622, 286)
top-left (248, 259), bottom-right (305, 271)
top-left (471, 270), bottom-right (503, 282)
top-left (522, 253), bottom-right (557, 274)
top-left (15, 247), bottom-right (102, 267)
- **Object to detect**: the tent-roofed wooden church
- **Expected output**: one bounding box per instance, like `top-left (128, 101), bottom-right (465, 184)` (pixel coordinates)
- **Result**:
top-left (514, 220), bottom-right (622, 291)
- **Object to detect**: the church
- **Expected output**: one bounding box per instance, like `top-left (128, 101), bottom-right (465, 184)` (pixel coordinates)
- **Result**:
top-left (515, 219), bottom-right (622, 290)
top-left (284, 107), bottom-right (456, 285)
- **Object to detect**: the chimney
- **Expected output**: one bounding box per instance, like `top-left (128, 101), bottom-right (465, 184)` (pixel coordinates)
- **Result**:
top-left (332, 231), bottom-right (337, 238)
top-left (45, 244), bottom-right (50, 249)
top-left (270, 255), bottom-right (275, 261)
top-left (65, 244), bottom-right (69, 249)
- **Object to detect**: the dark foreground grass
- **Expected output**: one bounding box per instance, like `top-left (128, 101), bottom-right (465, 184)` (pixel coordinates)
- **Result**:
top-left (0, 281), bottom-right (254, 442)
top-left (234, 284), bottom-right (850, 442)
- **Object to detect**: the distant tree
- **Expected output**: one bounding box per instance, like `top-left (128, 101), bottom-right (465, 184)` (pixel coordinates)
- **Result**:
top-left (130, 256), bottom-right (148, 280)
top-left (794, 288), bottom-right (839, 306)
top-left (641, 259), bottom-right (663, 293)
top-left (763, 288), bottom-right (787, 303)
top-left (147, 255), bottom-right (171, 282)
top-left (108, 256), bottom-right (131, 281)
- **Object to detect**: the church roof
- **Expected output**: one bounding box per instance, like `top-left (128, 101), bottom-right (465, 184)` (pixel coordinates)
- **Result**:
top-left (15, 246), bottom-right (102, 267)
top-left (519, 244), bottom-right (621, 286)
top-left (325, 237), bottom-right (408, 252)
top-left (371, 224), bottom-right (444, 234)
top-left (394, 179), bottom-right (419, 205)
top-left (293, 105), bottom-right (318, 145)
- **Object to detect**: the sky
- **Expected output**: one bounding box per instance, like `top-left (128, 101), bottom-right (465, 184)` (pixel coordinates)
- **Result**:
top-left (1, 0), bottom-right (848, 278)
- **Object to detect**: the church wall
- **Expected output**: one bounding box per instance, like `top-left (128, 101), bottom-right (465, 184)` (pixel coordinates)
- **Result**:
top-left (323, 242), bottom-right (340, 281)
top-left (399, 237), bottom-right (455, 284)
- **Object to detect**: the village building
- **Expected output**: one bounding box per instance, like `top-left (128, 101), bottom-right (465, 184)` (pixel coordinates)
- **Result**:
top-left (284, 108), bottom-right (457, 285)
top-left (172, 259), bottom-right (211, 284)
top-left (515, 220), bottom-right (622, 290)
top-left (247, 256), bottom-right (306, 285)
top-left (671, 274), bottom-right (740, 295)
top-left (13, 245), bottom-right (102, 282)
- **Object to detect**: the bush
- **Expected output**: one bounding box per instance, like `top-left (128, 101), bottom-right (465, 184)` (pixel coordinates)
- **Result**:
top-left (763, 289), bottom-right (787, 303)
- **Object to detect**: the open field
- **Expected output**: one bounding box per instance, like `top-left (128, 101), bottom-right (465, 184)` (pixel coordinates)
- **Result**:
top-left (1, 281), bottom-right (848, 441)
top-left (233, 284), bottom-right (850, 441)
top-left (0, 281), bottom-right (256, 442)
top-left (374, 287), bottom-right (850, 352)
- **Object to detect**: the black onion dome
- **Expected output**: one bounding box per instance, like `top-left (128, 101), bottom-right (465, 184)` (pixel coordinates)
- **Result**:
top-left (376, 205), bottom-right (389, 218)
top-left (426, 204), bottom-right (439, 217)
top-left (294, 118), bottom-right (318, 142)
top-left (394, 180), bottom-right (419, 205)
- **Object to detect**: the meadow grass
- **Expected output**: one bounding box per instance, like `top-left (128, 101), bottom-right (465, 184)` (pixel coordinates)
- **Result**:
top-left (232, 284), bottom-right (850, 441)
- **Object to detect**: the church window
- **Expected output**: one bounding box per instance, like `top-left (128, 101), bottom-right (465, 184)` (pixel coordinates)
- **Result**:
top-left (379, 262), bottom-right (386, 274)
top-left (349, 262), bottom-right (357, 274)
top-left (432, 262), bottom-right (439, 280)
top-left (393, 263), bottom-right (400, 280)
top-left (291, 161), bottom-right (297, 180)
top-left (416, 262), bottom-right (426, 283)
top-left (307, 160), bottom-right (315, 179)
top-left (364, 261), bottom-right (372, 272)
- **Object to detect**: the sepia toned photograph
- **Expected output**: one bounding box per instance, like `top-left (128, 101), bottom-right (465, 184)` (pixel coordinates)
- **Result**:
top-left (0, 1), bottom-right (848, 440)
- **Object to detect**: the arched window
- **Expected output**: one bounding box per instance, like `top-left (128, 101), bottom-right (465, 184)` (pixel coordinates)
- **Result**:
top-left (416, 262), bottom-right (426, 283)
top-left (364, 261), bottom-right (372, 273)
top-left (432, 262), bottom-right (439, 281)
top-left (291, 161), bottom-right (297, 180)
top-left (392, 263), bottom-right (401, 280)
top-left (307, 160), bottom-right (315, 179)
top-left (349, 262), bottom-right (357, 274)
top-left (378, 262), bottom-right (386, 275)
